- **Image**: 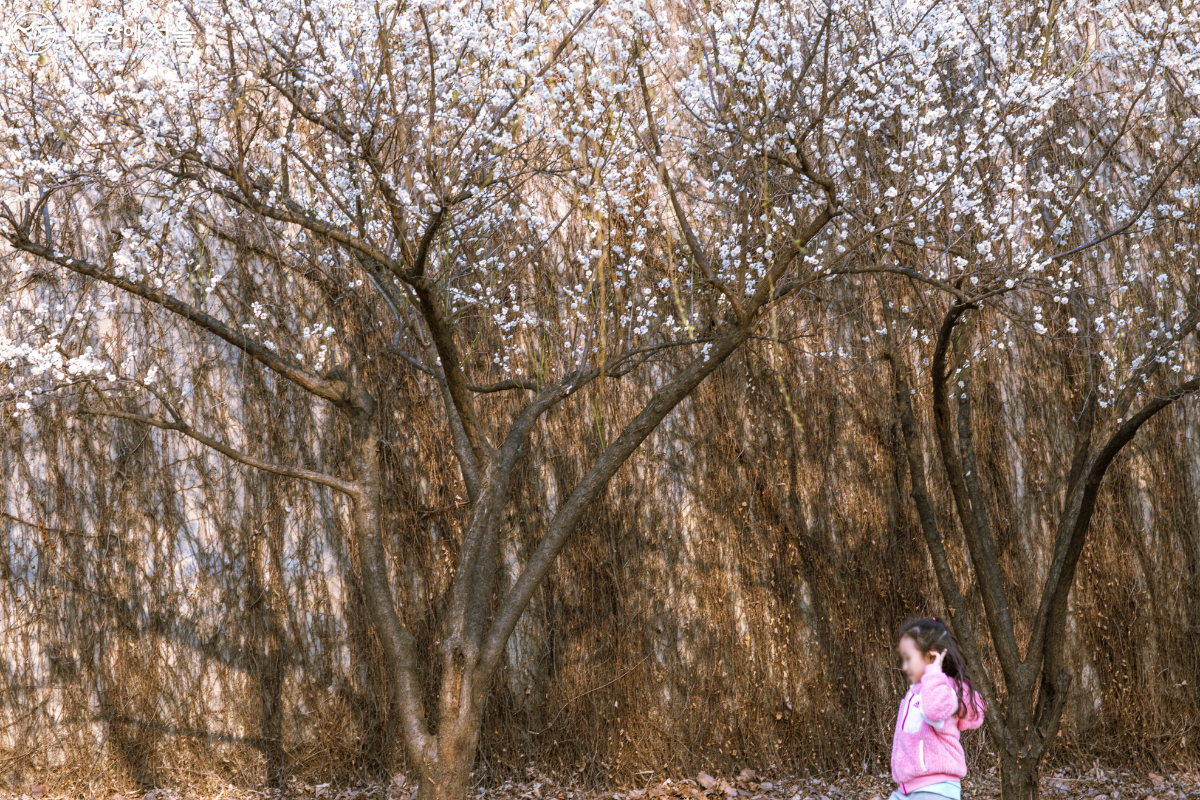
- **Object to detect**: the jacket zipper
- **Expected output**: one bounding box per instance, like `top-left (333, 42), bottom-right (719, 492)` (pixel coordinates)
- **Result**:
top-left (900, 690), bottom-right (914, 732)
top-left (900, 690), bottom-right (924, 790)
top-left (900, 691), bottom-right (912, 794)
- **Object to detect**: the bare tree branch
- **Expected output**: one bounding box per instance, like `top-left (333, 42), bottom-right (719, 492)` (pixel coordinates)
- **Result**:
top-left (78, 405), bottom-right (359, 496)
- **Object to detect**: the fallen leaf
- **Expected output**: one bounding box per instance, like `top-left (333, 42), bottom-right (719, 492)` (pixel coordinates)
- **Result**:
top-left (759, 783), bottom-right (773, 791)
top-left (1149, 774), bottom-right (1165, 789)
top-left (737, 770), bottom-right (756, 784)
top-left (697, 774), bottom-right (716, 791)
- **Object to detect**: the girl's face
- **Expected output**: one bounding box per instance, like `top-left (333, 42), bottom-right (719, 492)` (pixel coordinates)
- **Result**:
top-left (898, 634), bottom-right (935, 684)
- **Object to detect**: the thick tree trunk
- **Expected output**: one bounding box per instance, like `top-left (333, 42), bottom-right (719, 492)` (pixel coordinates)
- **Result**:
top-left (415, 729), bottom-right (482, 800)
top-left (999, 752), bottom-right (1042, 800)
top-left (994, 671), bottom-right (1069, 800)
top-left (415, 685), bottom-right (485, 800)
top-left (416, 761), bottom-right (474, 800)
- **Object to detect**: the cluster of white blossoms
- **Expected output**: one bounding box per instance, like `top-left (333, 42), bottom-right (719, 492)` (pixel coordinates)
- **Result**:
top-left (0, 334), bottom-right (107, 415)
top-left (0, 0), bottom-right (1197, 418)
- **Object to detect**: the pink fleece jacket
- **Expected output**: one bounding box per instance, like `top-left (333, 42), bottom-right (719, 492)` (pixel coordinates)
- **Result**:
top-left (890, 660), bottom-right (987, 794)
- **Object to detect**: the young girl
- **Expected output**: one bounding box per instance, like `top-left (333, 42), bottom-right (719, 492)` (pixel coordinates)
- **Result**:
top-left (889, 616), bottom-right (987, 800)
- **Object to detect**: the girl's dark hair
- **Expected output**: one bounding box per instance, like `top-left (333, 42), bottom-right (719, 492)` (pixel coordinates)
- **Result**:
top-left (898, 615), bottom-right (981, 720)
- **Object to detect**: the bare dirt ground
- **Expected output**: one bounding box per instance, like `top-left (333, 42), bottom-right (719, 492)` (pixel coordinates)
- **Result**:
top-left (4, 764), bottom-right (1197, 800)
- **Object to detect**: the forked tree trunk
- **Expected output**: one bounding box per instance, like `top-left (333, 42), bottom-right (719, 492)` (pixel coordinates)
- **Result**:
top-left (881, 299), bottom-right (1200, 800)
top-left (342, 297), bottom-right (816, 800)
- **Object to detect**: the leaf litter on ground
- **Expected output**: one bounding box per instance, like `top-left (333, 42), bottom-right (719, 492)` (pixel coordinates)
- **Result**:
top-left (4, 765), bottom-right (1196, 800)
